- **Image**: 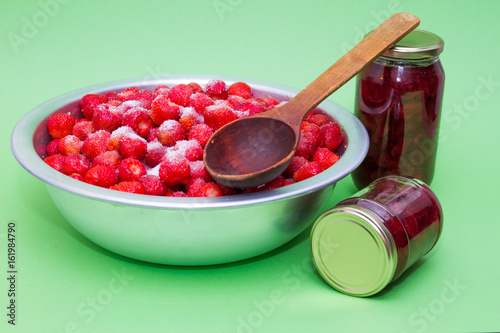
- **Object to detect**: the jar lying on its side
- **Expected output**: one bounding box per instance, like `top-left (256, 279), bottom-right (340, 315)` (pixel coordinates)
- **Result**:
top-left (310, 175), bottom-right (443, 297)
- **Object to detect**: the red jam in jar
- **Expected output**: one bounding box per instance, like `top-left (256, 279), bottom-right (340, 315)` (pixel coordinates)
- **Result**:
top-left (310, 176), bottom-right (443, 297)
top-left (352, 30), bottom-right (445, 189)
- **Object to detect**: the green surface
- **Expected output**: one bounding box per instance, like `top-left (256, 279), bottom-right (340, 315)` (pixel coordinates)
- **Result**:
top-left (2, 0), bottom-right (499, 332)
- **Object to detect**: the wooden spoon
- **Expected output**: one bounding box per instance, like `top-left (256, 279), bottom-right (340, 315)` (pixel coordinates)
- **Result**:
top-left (203, 13), bottom-right (420, 188)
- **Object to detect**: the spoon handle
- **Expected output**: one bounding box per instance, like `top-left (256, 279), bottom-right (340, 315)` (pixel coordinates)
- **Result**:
top-left (285, 13), bottom-right (419, 121)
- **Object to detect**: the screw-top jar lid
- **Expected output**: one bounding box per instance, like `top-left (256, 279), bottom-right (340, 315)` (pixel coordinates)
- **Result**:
top-left (310, 206), bottom-right (398, 297)
top-left (381, 29), bottom-right (444, 60)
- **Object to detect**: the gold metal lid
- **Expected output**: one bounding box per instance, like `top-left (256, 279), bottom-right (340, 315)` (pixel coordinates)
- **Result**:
top-left (381, 29), bottom-right (444, 60)
top-left (310, 206), bottom-right (397, 297)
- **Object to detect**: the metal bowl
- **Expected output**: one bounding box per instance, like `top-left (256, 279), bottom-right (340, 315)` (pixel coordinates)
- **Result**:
top-left (11, 75), bottom-right (368, 266)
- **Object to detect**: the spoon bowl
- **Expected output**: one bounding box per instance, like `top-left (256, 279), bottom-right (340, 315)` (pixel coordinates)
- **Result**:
top-left (204, 13), bottom-right (420, 188)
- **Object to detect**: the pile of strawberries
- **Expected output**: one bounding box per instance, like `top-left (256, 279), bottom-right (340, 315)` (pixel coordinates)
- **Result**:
top-left (43, 79), bottom-right (344, 197)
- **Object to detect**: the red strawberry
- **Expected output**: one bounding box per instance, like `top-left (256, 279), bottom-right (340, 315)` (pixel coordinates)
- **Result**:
top-left (173, 139), bottom-right (203, 162)
top-left (62, 153), bottom-right (91, 176)
top-left (305, 113), bottom-right (330, 127)
top-left (188, 82), bottom-right (204, 94)
top-left (84, 165), bottom-right (118, 188)
top-left (117, 157), bottom-right (147, 182)
top-left (187, 92), bottom-right (214, 113)
top-left (205, 79), bottom-right (227, 100)
top-left (150, 95), bottom-right (180, 126)
top-left (138, 175), bottom-right (167, 196)
top-left (122, 107), bottom-right (153, 138)
top-left (81, 130), bottom-right (111, 160)
top-left (283, 156), bottom-right (308, 178)
top-left (144, 143), bottom-right (167, 168)
top-left (293, 162), bottom-right (323, 182)
top-left (91, 150), bottom-right (122, 170)
top-left (159, 151), bottom-right (191, 186)
top-left (57, 135), bottom-right (82, 155)
top-left (187, 160), bottom-right (213, 183)
top-left (188, 123), bottom-right (213, 148)
top-left (44, 154), bottom-right (66, 172)
top-left (110, 181), bottom-right (145, 194)
top-left (80, 94), bottom-right (107, 120)
top-left (321, 122), bottom-right (343, 151)
top-left (157, 120), bottom-right (186, 147)
top-left (312, 147), bottom-right (340, 169)
top-left (47, 113), bottom-right (76, 139)
top-left (167, 84), bottom-right (193, 107)
top-left (204, 104), bottom-right (238, 130)
top-left (197, 182), bottom-right (223, 197)
top-left (153, 85), bottom-right (170, 96)
top-left (236, 99), bottom-right (266, 115)
top-left (46, 139), bottom-right (60, 156)
top-left (117, 87), bottom-right (140, 102)
top-left (72, 119), bottom-right (95, 141)
top-left (92, 104), bottom-right (121, 132)
top-left (118, 134), bottom-right (147, 159)
top-left (227, 82), bottom-right (253, 99)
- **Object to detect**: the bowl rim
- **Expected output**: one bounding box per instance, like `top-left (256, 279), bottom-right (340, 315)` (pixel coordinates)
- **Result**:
top-left (10, 75), bottom-right (368, 209)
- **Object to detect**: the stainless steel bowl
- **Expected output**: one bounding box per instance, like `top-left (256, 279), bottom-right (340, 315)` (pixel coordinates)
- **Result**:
top-left (11, 75), bottom-right (369, 266)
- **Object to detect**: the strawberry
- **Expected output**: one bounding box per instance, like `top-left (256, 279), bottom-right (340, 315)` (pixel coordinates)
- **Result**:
top-left (44, 154), bottom-right (66, 172)
top-left (157, 120), bottom-right (186, 147)
top-left (72, 119), bottom-right (95, 141)
top-left (122, 107), bottom-right (153, 138)
top-left (57, 135), bottom-right (82, 155)
top-left (188, 82), bottom-right (204, 94)
top-left (47, 113), bottom-right (76, 139)
top-left (305, 113), bottom-right (330, 128)
top-left (80, 94), bottom-right (107, 120)
top-left (187, 160), bottom-right (213, 182)
top-left (81, 130), bottom-right (111, 160)
top-left (153, 85), bottom-right (170, 96)
top-left (236, 99), bottom-right (266, 115)
top-left (205, 79), bottom-right (227, 100)
top-left (84, 165), bottom-right (118, 188)
top-left (107, 126), bottom-right (135, 151)
top-left (92, 104), bottom-right (121, 132)
top-left (321, 122), bottom-right (343, 151)
top-left (110, 181), bottom-right (145, 194)
top-left (150, 95), bottom-right (180, 126)
top-left (118, 134), bottom-right (147, 159)
top-left (138, 175), bottom-right (167, 196)
top-left (204, 104), bottom-right (238, 130)
top-left (167, 84), bottom-right (193, 107)
top-left (117, 87), bottom-right (140, 102)
top-left (159, 151), bottom-right (191, 186)
top-left (283, 156), bottom-right (309, 178)
top-left (117, 157), bottom-right (147, 182)
top-left (62, 153), bottom-right (91, 176)
top-left (293, 162), bottom-right (323, 182)
top-left (173, 139), bottom-right (203, 162)
top-left (187, 92), bottom-right (214, 114)
top-left (227, 82), bottom-right (253, 99)
top-left (46, 139), bottom-right (60, 156)
top-left (197, 182), bottom-right (223, 197)
top-left (188, 123), bottom-right (213, 148)
top-left (226, 95), bottom-right (246, 109)
top-left (312, 147), bottom-right (340, 169)
top-left (91, 150), bottom-right (122, 170)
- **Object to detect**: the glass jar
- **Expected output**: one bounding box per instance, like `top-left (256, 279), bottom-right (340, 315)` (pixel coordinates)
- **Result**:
top-left (352, 30), bottom-right (445, 190)
top-left (310, 176), bottom-right (443, 297)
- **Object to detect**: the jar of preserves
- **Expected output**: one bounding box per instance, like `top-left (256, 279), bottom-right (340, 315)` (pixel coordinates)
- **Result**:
top-left (352, 29), bottom-right (445, 190)
top-left (310, 175), bottom-right (443, 297)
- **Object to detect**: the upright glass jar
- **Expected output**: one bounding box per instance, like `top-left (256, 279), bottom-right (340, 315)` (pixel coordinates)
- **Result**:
top-left (310, 176), bottom-right (443, 297)
top-left (352, 30), bottom-right (445, 190)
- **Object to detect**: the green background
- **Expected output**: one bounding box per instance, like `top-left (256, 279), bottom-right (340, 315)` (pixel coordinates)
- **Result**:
top-left (2, 0), bottom-right (499, 332)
